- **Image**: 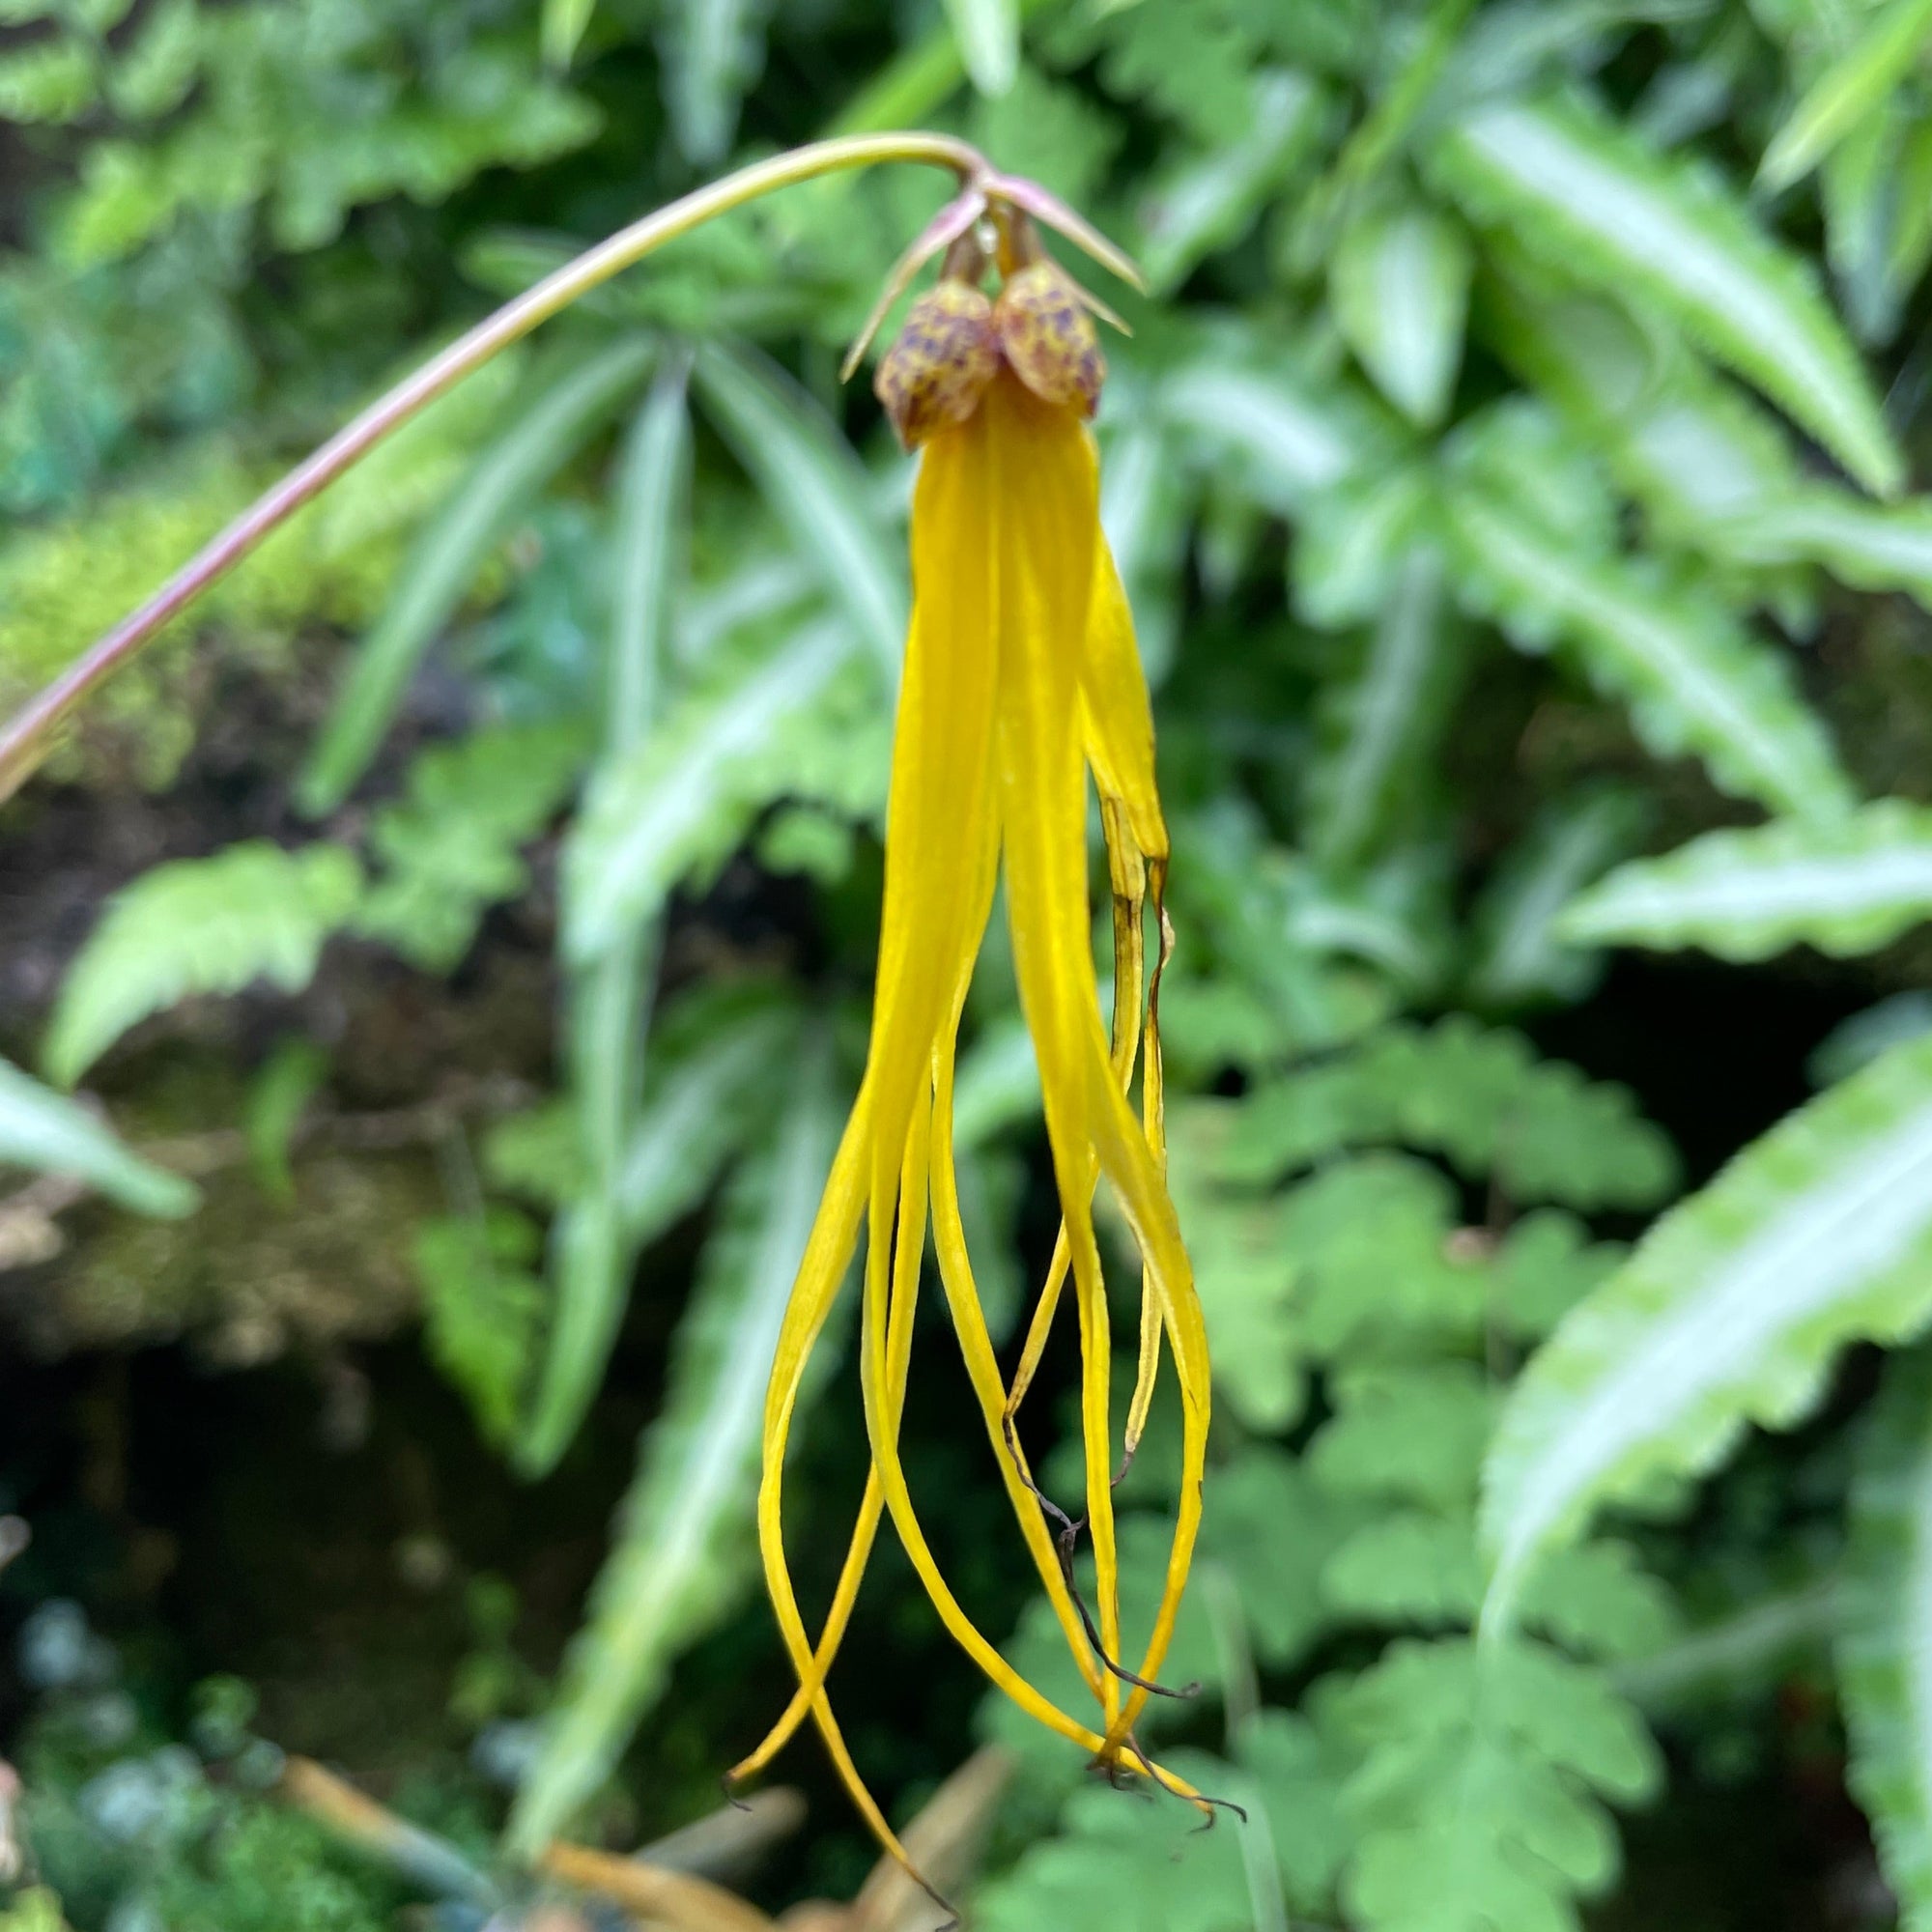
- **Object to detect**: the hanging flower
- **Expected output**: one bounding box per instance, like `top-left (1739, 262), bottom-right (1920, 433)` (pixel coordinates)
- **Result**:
top-left (731, 198), bottom-right (1215, 1889)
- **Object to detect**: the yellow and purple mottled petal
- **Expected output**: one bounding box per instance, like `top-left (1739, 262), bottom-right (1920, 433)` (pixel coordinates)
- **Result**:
top-left (994, 263), bottom-right (1104, 419)
top-left (874, 283), bottom-right (999, 450)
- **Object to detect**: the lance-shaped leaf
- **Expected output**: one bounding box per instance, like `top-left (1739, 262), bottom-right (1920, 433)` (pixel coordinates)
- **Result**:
top-left (1466, 787), bottom-right (1653, 1009)
top-left (562, 618), bottom-right (863, 965)
top-left (1760, 0), bottom-right (1932, 192)
top-left (1303, 545), bottom-right (1464, 870)
top-left (541, 0), bottom-right (598, 68)
top-left (661, 0), bottom-right (768, 164)
top-left (945, 0), bottom-right (1017, 96)
top-left (527, 366), bottom-right (694, 1479)
top-left (0, 1058), bottom-right (197, 1218)
top-left (1330, 202), bottom-right (1473, 428)
top-left (520, 985), bottom-right (800, 1471)
top-left (1562, 802), bottom-right (1932, 960)
top-left (1483, 1034), bottom-right (1932, 1632)
top-left (1712, 489), bottom-right (1932, 612)
top-left (43, 842), bottom-right (363, 1088)
top-left (1839, 1348), bottom-right (1932, 1931)
top-left (694, 342), bottom-right (905, 686)
top-left (1481, 273), bottom-right (1805, 539)
top-left (508, 1037), bottom-right (840, 1857)
top-left (1430, 93), bottom-right (1902, 497)
top-left (297, 339), bottom-right (655, 815)
top-left (1445, 483), bottom-right (1856, 821)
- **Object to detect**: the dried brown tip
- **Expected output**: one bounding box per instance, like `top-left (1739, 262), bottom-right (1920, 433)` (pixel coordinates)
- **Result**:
top-left (874, 281), bottom-right (999, 449)
top-left (994, 260), bottom-right (1104, 417)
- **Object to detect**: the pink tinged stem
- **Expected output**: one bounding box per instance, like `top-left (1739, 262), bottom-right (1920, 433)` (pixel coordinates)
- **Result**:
top-left (0, 130), bottom-right (982, 806)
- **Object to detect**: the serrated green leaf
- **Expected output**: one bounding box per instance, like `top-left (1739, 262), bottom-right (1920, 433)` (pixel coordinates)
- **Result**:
top-left (975, 1767), bottom-right (1251, 1932)
top-left (1561, 801), bottom-right (1932, 960)
top-left (1445, 469), bottom-right (1858, 821)
top-left (1331, 202), bottom-right (1473, 427)
top-left (1491, 1209), bottom-right (1625, 1344)
top-left (1465, 787), bottom-right (1654, 1009)
top-left (297, 339), bottom-right (652, 815)
top-left (483, 1102), bottom-right (579, 1209)
top-left (1311, 1363), bottom-right (1494, 1512)
top-left (415, 1207), bottom-right (545, 1451)
top-left (561, 618), bottom-right (869, 965)
top-left (0, 1057), bottom-right (197, 1217)
top-left (1324, 1512), bottom-right (1485, 1628)
top-left (1836, 1349), bottom-right (1932, 1929)
top-left (0, 39), bottom-right (95, 121)
top-left (1482, 271), bottom-right (1811, 549)
top-left (1761, 0), bottom-right (1932, 190)
top-left (1431, 92), bottom-right (1902, 496)
top-left (1304, 544), bottom-right (1463, 870)
top-left (1484, 1034), bottom-right (1932, 1631)
top-left (1285, 1155), bottom-right (1492, 1355)
top-left (1326, 1635), bottom-right (1660, 1932)
top-left (509, 1037), bottom-right (841, 1857)
top-left (44, 841), bottom-right (362, 1087)
top-left (1221, 1017), bottom-right (1678, 1212)
top-left (356, 721), bottom-right (585, 973)
top-left (694, 342), bottom-right (904, 687)
top-left (1292, 463), bottom-right (1435, 630)
top-left (978, 1714), bottom-right (1347, 1931)
top-left (1166, 1108), bottom-right (1303, 1433)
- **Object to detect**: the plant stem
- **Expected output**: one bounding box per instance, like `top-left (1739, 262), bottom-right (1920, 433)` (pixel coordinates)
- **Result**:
top-left (0, 129), bottom-right (981, 806)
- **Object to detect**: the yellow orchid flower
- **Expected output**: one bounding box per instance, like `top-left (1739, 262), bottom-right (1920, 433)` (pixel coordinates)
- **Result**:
top-left (731, 201), bottom-right (1216, 1891)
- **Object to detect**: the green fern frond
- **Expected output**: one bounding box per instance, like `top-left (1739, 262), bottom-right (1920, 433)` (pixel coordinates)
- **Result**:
top-left (1322, 1634), bottom-right (1662, 1932)
top-left (43, 841), bottom-right (362, 1087)
top-left (355, 721), bottom-right (585, 973)
top-left (1839, 1348), bottom-right (1932, 1930)
top-left (1561, 802), bottom-right (1932, 961)
top-left (1430, 90), bottom-right (1902, 495)
top-left (1484, 1033), bottom-right (1932, 1631)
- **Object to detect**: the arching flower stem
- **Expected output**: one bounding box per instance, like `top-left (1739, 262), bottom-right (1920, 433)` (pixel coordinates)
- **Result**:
top-left (0, 130), bottom-right (1007, 803)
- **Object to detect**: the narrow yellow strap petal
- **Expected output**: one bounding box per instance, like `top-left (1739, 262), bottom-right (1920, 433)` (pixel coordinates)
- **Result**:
top-left (746, 1081), bottom-right (922, 1868)
top-left (863, 407), bottom-right (1004, 1217)
top-left (1080, 535), bottom-right (1168, 867)
top-left (856, 1073), bottom-right (1118, 1753)
top-left (930, 1050), bottom-right (1104, 1701)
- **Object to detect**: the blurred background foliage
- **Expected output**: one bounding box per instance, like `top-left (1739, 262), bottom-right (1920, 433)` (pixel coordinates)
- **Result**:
top-left (15, 0), bottom-right (1932, 1926)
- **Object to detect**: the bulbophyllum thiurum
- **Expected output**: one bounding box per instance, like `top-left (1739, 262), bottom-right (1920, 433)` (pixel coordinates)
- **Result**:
top-left (0, 135), bottom-right (1219, 1906)
top-left (727, 186), bottom-right (1218, 1898)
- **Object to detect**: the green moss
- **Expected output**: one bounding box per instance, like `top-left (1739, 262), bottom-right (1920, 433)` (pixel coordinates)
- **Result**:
top-left (0, 446), bottom-right (394, 789)
top-left (26, 1151), bottom-right (439, 1361)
